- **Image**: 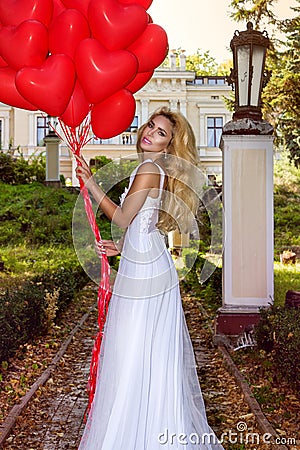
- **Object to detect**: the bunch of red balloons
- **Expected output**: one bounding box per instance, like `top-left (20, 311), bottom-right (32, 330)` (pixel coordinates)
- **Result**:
top-left (0, 0), bottom-right (168, 138)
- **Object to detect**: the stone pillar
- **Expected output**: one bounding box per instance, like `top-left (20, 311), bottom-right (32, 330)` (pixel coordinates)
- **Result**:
top-left (169, 99), bottom-right (178, 111)
top-left (170, 53), bottom-right (176, 70)
top-left (215, 119), bottom-right (274, 337)
top-left (44, 131), bottom-right (61, 187)
top-left (179, 99), bottom-right (187, 116)
top-left (180, 53), bottom-right (186, 71)
top-left (141, 99), bottom-right (149, 124)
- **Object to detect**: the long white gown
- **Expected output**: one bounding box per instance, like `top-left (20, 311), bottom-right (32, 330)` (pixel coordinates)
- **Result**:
top-left (79, 160), bottom-right (224, 449)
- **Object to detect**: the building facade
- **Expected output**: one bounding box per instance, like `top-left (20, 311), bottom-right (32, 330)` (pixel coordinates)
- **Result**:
top-left (0, 57), bottom-right (232, 185)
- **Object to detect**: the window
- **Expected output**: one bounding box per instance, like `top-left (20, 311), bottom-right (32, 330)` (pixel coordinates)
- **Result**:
top-left (37, 116), bottom-right (48, 146)
top-left (207, 117), bottom-right (223, 147)
top-left (125, 115), bottom-right (139, 133)
top-left (208, 77), bottom-right (226, 85)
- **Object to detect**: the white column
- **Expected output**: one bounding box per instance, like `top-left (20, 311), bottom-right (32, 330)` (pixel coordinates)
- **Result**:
top-left (169, 99), bottom-right (178, 111)
top-left (221, 134), bottom-right (274, 309)
top-left (44, 133), bottom-right (61, 183)
top-left (179, 99), bottom-right (187, 116)
top-left (141, 99), bottom-right (149, 124)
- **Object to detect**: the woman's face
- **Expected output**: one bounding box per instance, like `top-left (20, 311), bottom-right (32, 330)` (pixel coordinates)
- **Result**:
top-left (140, 115), bottom-right (173, 154)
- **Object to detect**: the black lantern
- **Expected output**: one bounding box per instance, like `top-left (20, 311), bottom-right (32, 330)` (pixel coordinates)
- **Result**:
top-left (228, 22), bottom-right (270, 121)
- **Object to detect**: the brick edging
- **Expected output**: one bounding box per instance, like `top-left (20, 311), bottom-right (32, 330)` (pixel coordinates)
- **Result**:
top-left (218, 344), bottom-right (289, 450)
top-left (0, 305), bottom-right (95, 447)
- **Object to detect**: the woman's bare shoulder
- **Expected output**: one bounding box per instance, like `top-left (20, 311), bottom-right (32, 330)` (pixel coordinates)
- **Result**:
top-left (136, 161), bottom-right (160, 176)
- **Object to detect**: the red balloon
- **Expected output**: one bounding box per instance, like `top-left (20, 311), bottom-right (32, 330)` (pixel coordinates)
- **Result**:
top-left (49, 9), bottom-right (90, 59)
top-left (91, 89), bottom-right (136, 139)
top-left (127, 24), bottom-right (168, 72)
top-left (61, 0), bottom-right (90, 18)
top-left (0, 0), bottom-right (53, 27)
top-left (88, 0), bottom-right (148, 51)
top-left (0, 67), bottom-right (37, 110)
top-left (0, 56), bottom-right (7, 67)
top-left (52, 0), bottom-right (66, 22)
top-left (0, 20), bottom-right (48, 70)
top-left (119, 0), bottom-right (153, 9)
top-left (60, 80), bottom-right (90, 128)
top-left (16, 54), bottom-right (76, 117)
top-left (126, 70), bottom-right (153, 93)
top-left (75, 38), bottom-right (138, 104)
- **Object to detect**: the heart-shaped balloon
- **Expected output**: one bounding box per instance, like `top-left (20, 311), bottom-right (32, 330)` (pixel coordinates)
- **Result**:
top-left (0, 67), bottom-right (37, 110)
top-left (88, 0), bottom-right (148, 51)
top-left (0, 0), bottom-right (53, 27)
top-left (49, 9), bottom-right (90, 59)
top-left (75, 38), bottom-right (138, 104)
top-left (126, 70), bottom-right (153, 93)
top-left (0, 56), bottom-right (7, 67)
top-left (60, 80), bottom-right (90, 128)
top-left (119, 0), bottom-right (153, 9)
top-left (16, 54), bottom-right (76, 117)
top-left (91, 89), bottom-right (136, 139)
top-left (61, 0), bottom-right (90, 18)
top-left (52, 0), bottom-right (66, 23)
top-left (0, 20), bottom-right (48, 70)
top-left (127, 24), bottom-right (168, 72)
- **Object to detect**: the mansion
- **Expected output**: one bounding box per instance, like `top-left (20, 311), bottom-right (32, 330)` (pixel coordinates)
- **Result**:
top-left (0, 56), bottom-right (232, 186)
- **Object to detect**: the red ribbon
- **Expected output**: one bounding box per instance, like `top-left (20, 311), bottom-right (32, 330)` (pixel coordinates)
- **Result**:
top-left (55, 116), bottom-right (112, 417)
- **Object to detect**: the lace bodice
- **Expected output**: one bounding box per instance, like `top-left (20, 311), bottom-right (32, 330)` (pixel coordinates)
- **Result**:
top-left (119, 159), bottom-right (165, 234)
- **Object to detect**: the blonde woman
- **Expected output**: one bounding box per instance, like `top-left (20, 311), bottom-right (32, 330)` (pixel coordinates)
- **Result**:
top-left (76, 107), bottom-right (224, 449)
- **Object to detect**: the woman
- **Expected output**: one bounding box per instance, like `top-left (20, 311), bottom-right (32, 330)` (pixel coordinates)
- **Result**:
top-left (76, 107), bottom-right (224, 449)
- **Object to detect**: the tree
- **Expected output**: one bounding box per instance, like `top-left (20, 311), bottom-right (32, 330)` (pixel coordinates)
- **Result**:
top-left (162, 48), bottom-right (229, 76)
top-left (229, 0), bottom-right (277, 28)
top-left (185, 49), bottom-right (219, 76)
top-left (229, 0), bottom-right (300, 166)
top-left (263, 2), bottom-right (300, 165)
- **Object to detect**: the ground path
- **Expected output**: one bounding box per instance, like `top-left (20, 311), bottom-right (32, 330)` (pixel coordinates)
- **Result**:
top-left (0, 288), bottom-right (295, 449)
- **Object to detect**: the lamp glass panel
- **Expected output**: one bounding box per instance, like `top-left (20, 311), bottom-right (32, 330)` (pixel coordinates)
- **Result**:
top-left (250, 45), bottom-right (265, 106)
top-left (237, 45), bottom-right (250, 106)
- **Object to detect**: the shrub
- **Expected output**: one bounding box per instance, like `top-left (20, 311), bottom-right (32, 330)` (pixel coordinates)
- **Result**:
top-left (182, 254), bottom-right (222, 314)
top-left (0, 265), bottom-right (88, 362)
top-left (0, 150), bottom-right (45, 184)
top-left (254, 305), bottom-right (300, 388)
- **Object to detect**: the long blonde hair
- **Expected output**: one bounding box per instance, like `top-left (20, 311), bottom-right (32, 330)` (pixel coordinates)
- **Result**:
top-left (136, 107), bottom-right (200, 234)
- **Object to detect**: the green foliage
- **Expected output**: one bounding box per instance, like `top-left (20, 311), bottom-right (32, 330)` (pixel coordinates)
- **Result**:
top-left (0, 150), bottom-right (45, 184)
top-left (0, 265), bottom-right (88, 361)
top-left (92, 156), bottom-right (138, 205)
top-left (273, 153), bottom-right (300, 256)
top-left (182, 254), bottom-right (222, 314)
top-left (274, 262), bottom-right (300, 306)
top-left (0, 183), bottom-right (77, 246)
top-left (230, 0), bottom-right (300, 165)
top-left (162, 48), bottom-right (230, 74)
top-left (229, 0), bottom-right (277, 28)
top-left (185, 49), bottom-right (219, 76)
top-left (254, 304), bottom-right (300, 389)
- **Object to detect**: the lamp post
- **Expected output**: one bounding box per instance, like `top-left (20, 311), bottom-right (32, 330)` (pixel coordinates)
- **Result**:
top-left (215, 22), bottom-right (274, 341)
top-left (228, 22), bottom-right (270, 122)
top-left (43, 116), bottom-right (61, 188)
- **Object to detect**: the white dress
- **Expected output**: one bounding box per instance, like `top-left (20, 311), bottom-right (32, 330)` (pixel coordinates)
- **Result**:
top-left (79, 160), bottom-right (224, 449)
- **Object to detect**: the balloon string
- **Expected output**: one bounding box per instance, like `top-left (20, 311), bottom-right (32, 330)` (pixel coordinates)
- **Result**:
top-left (51, 117), bottom-right (112, 417)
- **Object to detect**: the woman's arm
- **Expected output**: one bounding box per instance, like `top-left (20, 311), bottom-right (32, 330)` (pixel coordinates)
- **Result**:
top-left (75, 156), bottom-right (161, 228)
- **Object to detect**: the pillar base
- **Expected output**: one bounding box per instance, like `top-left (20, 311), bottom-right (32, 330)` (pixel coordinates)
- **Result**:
top-left (44, 181), bottom-right (61, 188)
top-left (215, 306), bottom-right (261, 336)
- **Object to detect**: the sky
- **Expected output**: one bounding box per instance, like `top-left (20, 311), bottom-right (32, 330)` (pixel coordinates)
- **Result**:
top-left (148, 0), bottom-right (298, 63)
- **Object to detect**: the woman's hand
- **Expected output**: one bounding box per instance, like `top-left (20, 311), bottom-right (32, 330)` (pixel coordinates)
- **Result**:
top-left (75, 155), bottom-right (93, 185)
top-left (94, 239), bottom-right (121, 258)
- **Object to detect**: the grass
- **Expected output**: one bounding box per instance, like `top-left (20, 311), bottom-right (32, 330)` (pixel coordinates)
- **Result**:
top-left (274, 261), bottom-right (300, 306)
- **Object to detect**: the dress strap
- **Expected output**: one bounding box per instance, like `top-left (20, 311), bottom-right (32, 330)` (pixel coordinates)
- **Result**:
top-left (140, 158), bottom-right (165, 190)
